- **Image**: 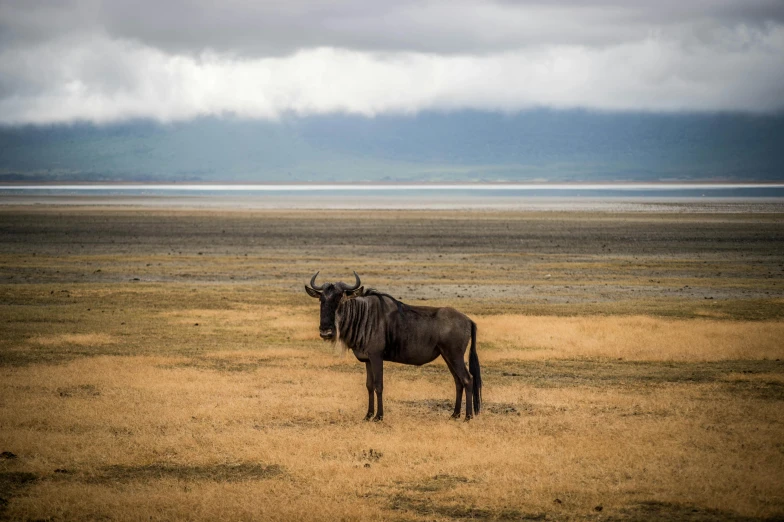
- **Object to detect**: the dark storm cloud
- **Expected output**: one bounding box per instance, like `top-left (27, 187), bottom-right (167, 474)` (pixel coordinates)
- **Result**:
top-left (3, 0), bottom-right (784, 56)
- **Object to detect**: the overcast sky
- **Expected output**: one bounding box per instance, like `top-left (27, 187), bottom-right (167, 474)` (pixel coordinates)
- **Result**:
top-left (1, 0), bottom-right (783, 124)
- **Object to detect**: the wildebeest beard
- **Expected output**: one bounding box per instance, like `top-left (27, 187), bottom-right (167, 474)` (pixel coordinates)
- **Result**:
top-left (333, 290), bottom-right (401, 355)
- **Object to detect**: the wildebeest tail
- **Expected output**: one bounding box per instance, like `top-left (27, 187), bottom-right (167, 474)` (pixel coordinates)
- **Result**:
top-left (469, 321), bottom-right (482, 414)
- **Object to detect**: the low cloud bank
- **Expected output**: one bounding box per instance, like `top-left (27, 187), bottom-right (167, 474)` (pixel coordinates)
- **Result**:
top-left (1, 1), bottom-right (783, 124)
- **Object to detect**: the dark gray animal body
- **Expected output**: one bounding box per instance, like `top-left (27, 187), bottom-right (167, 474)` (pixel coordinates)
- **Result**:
top-left (306, 272), bottom-right (482, 421)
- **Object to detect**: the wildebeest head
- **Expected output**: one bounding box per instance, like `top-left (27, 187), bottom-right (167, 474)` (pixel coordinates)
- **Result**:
top-left (305, 271), bottom-right (363, 341)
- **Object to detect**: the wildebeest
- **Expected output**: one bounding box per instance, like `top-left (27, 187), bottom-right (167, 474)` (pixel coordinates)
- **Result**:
top-left (305, 271), bottom-right (481, 421)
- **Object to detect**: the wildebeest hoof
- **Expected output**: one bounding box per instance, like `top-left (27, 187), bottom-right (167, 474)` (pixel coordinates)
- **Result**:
top-left (364, 413), bottom-right (374, 421)
top-left (372, 415), bottom-right (383, 422)
top-left (464, 415), bottom-right (473, 422)
top-left (450, 413), bottom-right (461, 419)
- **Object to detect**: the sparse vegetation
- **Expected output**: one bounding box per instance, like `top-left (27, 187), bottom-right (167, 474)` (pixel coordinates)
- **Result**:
top-left (0, 207), bottom-right (782, 520)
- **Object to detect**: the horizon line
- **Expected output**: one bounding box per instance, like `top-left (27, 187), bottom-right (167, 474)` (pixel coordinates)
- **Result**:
top-left (2, 183), bottom-right (784, 191)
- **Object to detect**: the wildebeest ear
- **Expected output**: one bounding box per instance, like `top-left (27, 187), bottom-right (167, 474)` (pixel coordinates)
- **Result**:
top-left (347, 286), bottom-right (364, 297)
top-left (305, 285), bottom-right (321, 298)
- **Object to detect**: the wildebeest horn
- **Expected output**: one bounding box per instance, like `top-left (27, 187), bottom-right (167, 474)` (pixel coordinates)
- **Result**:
top-left (339, 271), bottom-right (361, 292)
top-left (309, 271), bottom-right (324, 291)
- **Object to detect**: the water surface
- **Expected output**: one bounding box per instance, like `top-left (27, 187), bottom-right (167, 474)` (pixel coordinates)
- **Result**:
top-left (1, 183), bottom-right (783, 212)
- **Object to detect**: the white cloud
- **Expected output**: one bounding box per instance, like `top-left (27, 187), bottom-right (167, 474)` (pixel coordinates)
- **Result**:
top-left (0, 1), bottom-right (783, 124)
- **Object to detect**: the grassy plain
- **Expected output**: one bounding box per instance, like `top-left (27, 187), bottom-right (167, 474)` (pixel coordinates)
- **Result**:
top-left (1, 206), bottom-right (783, 521)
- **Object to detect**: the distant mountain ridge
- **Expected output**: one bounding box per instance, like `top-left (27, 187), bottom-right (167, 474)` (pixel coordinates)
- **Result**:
top-left (1, 110), bottom-right (782, 183)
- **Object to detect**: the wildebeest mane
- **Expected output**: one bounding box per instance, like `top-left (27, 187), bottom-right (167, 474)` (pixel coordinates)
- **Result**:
top-left (363, 288), bottom-right (416, 315)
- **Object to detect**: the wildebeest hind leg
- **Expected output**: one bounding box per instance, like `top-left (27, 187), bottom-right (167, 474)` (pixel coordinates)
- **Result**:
top-left (442, 350), bottom-right (474, 421)
top-left (440, 352), bottom-right (464, 419)
top-left (370, 355), bottom-right (384, 422)
top-left (364, 361), bottom-right (374, 421)
top-left (462, 371), bottom-right (474, 421)
top-left (451, 374), bottom-right (464, 419)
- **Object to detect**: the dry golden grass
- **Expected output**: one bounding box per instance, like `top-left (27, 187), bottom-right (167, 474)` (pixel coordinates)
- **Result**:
top-left (1, 208), bottom-right (783, 520)
top-left (27, 333), bottom-right (118, 347)
top-left (0, 349), bottom-right (782, 521)
top-left (477, 315), bottom-right (784, 361)
top-left (1, 293), bottom-right (783, 521)
top-left (160, 306), bottom-right (318, 342)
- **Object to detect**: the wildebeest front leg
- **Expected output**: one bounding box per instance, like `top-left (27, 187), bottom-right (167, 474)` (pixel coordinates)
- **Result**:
top-left (370, 355), bottom-right (384, 421)
top-left (364, 361), bottom-right (374, 421)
